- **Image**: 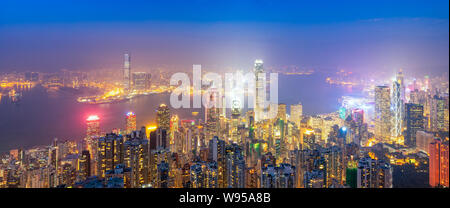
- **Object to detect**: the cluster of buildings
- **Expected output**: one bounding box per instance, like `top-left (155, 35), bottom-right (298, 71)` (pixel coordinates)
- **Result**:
top-left (0, 60), bottom-right (448, 188)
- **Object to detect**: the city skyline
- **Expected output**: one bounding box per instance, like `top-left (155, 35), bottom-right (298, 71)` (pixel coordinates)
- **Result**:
top-left (0, 1), bottom-right (449, 190)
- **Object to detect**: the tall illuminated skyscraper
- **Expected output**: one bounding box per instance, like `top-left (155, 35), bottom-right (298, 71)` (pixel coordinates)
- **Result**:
top-left (208, 136), bottom-right (226, 187)
top-left (290, 102), bottom-right (303, 127)
top-left (96, 133), bottom-right (124, 178)
top-left (404, 103), bottom-right (424, 147)
top-left (430, 95), bottom-right (446, 132)
top-left (86, 115), bottom-right (100, 139)
top-left (157, 104), bottom-right (171, 131)
top-left (429, 139), bottom-right (449, 188)
top-left (124, 131), bottom-right (149, 188)
top-left (205, 88), bottom-right (220, 139)
top-left (125, 112), bottom-right (136, 135)
top-left (391, 80), bottom-right (403, 141)
top-left (396, 69), bottom-right (405, 101)
top-left (225, 144), bottom-right (245, 188)
top-left (374, 86), bottom-right (391, 142)
top-left (169, 115), bottom-right (179, 149)
top-left (231, 99), bottom-right (241, 143)
top-left (85, 115), bottom-right (100, 170)
top-left (254, 59), bottom-right (265, 122)
top-left (277, 103), bottom-right (287, 122)
top-left (123, 53), bottom-right (131, 91)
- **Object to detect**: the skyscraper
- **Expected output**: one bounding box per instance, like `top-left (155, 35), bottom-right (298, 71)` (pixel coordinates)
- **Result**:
top-left (416, 131), bottom-right (434, 154)
top-left (208, 136), bottom-right (226, 187)
top-left (125, 112), bottom-right (136, 135)
top-left (430, 95), bottom-right (446, 132)
top-left (78, 150), bottom-right (91, 180)
top-left (157, 104), bottom-right (171, 131)
top-left (86, 115), bottom-right (100, 139)
top-left (277, 103), bottom-right (287, 122)
top-left (396, 69), bottom-right (405, 101)
top-left (374, 86), bottom-right (391, 142)
top-left (123, 53), bottom-right (131, 91)
top-left (357, 157), bottom-right (392, 188)
top-left (205, 89), bottom-right (220, 139)
top-left (225, 144), bottom-right (245, 188)
top-left (86, 115), bottom-right (100, 170)
top-left (429, 139), bottom-right (449, 188)
top-left (254, 59), bottom-right (265, 122)
top-left (96, 133), bottom-right (124, 178)
top-left (405, 103), bottom-right (424, 147)
top-left (123, 131), bottom-right (149, 188)
top-left (290, 102), bottom-right (303, 127)
top-left (391, 80), bottom-right (403, 141)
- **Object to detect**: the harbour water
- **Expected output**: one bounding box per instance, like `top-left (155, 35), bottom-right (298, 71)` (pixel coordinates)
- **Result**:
top-left (0, 73), bottom-right (363, 152)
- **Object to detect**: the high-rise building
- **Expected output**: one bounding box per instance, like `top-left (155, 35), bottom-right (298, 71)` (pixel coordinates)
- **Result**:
top-left (357, 157), bottom-right (392, 188)
top-left (208, 136), bottom-right (226, 187)
top-left (429, 139), bottom-right (449, 188)
top-left (405, 103), bottom-right (424, 147)
top-left (123, 53), bottom-right (131, 91)
top-left (85, 115), bottom-right (100, 171)
top-left (245, 167), bottom-right (259, 188)
top-left (303, 170), bottom-right (326, 188)
top-left (261, 164), bottom-right (297, 188)
top-left (231, 99), bottom-right (241, 143)
top-left (157, 104), bottom-right (171, 131)
top-left (156, 162), bottom-right (169, 188)
top-left (225, 144), bottom-right (245, 188)
top-left (396, 69), bottom-right (406, 101)
top-left (254, 59), bottom-right (265, 122)
top-left (391, 80), bottom-right (403, 140)
top-left (86, 115), bottom-right (100, 139)
top-left (416, 131), bottom-right (435, 154)
top-left (205, 89), bottom-right (220, 139)
top-left (169, 115), bottom-right (179, 150)
top-left (125, 112), bottom-right (136, 135)
top-left (374, 86), bottom-right (391, 142)
top-left (430, 96), bottom-right (446, 132)
top-left (290, 102), bottom-right (303, 127)
top-left (78, 150), bottom-right (90, 180)
top-left (323, 146), bottom-right (344, 187)
top-left (150, 127), bottom-right (168, 150)
top-left (123, 130), bottom-right (149, 188)
top-left (190, 162), bottom-right (218, 188)
top-left (277, 103), bottom-right (287, 122)
top-left (96, 133), bottom-right (124, 178)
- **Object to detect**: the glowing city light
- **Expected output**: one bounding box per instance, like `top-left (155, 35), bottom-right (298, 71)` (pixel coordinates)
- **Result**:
top-left (304, 129), bottom-right (314, 135)
top-left (126, 111), bottom-right (135, 116)
top-left (147, 125), bottom-right (157, 131)
top-left (86, 115), bottom-right (100, 121)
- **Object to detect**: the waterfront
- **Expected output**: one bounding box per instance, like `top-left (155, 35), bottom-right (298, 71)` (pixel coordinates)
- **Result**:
top-left (0, 73), bottom-right (363, 153)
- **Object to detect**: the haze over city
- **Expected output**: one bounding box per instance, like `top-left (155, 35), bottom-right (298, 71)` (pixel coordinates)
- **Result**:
top-left (0, 0), bottom-right (448, 76)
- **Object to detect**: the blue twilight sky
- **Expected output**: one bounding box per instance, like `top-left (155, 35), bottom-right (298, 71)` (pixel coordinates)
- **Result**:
top-left (0, 0), bottom-right (448, 75)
